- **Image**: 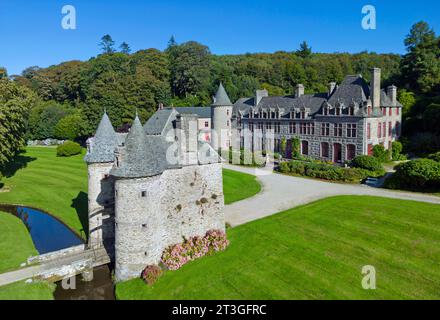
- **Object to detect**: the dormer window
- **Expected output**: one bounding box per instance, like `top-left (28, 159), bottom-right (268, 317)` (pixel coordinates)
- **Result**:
top-left (348, 107), bottom-right (354, 116)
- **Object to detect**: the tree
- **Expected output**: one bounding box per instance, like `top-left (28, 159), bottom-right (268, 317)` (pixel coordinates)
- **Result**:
top-left (119, 42), bottom-right (131, 54)
top-left (0, 67), bottom-right (7, 79)
top-left (397, 89), bottom-right (416, 116)
top-left (99, 34), bottom-right (116, 54)
top-left (0, 79), bottom-right (36, 169)
top-left (400, 21), bottom-right (440, 94)
top-left (54, 113), bottom-right (86, 140)
top-left (296, 41), bottom-right (312, 58)
top-left (168, 41), bottom-right (211, 98)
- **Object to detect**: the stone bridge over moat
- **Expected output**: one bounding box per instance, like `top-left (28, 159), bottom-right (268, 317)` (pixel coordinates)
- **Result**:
top-left (0, 245), bottom-right (111, 287)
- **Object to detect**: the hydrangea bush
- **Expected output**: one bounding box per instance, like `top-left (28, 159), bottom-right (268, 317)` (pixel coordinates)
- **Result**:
top-left (161, 229), bottom-right (229, 270)
top-left (141, 265), bottom-right (163, 285)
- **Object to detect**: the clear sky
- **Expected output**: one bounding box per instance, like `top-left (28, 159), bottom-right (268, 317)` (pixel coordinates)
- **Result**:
top-left (1, 0), bottom-right (439, 75)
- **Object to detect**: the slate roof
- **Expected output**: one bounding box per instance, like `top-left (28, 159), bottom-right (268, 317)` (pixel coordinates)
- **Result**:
top-left (212, 83), bottom-right (232, 106)
top-left (173, 106), bottom-right (212, 118)
top-left (328, 75), bottom-right (370, 105)
top-left (111, 116), bottom-right (168, 178)
top-left (84, 112), bottom-right (118, 163)
top-left (144, 108), bottom-right (178, 135)
top-left (233, 74), bottom-right (402, 116)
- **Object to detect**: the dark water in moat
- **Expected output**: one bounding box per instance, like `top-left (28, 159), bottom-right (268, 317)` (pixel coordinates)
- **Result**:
top-left (54, 265), bottom-right (115, 300)
top-left (0, 204), bottom-right (115, 300)
top-left (0, 205), bottom-right (83, 254)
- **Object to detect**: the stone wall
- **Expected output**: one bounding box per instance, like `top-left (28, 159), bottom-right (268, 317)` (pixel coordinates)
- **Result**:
top-left (87, 162), bottom-right (115, 249)
top-left (114, 162), bottom-right (224, 281)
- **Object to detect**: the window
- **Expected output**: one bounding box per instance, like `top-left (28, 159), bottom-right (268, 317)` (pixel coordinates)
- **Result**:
top-left (368, 106), bottom-right (372, 116)
top-left (334, 123), bottom-right (343, 137)
top-left (249, 123), bottom-right (254, 132)
top-left (323, 107), bottom-right (328, 115)
top-left (348, 107), bottom-right (354, 116)
top-left (396, 108), bottom-right (400, 116)
top-left (367, 123), bottom-right (371, 139)
top-left (300, 123), bottom-right (307, 134)
top-left (226, 120), bottom-right (230, 127)
top-left (274, 122), bottom-right (281, 134)
top-left (336, 107), bottom-right (341, 116)
top-left (301, 111), bottom-right (306, 119)
top-left (141, 191), bottom-right (147, 197)
top-left (321, 123), bottom-right (330, 136)
top-left (301, 141), bottom-right (309, 156)
top-left (204, 121), bottom-right (209, 128)
top-left (389, 108), bottom-right (392, 116)
top-left (378, 123), bottom-right (382, 138)
top-left (382, 122), bottom-right (386, 137)
top-left (347, 124), bottom-right (357, 138)
top-left (306, 123), bottom-right (314, 135)
top-left (389, 122), bottom-right (392, 136)
top-left (227, 110), bottom-right (230, 116)
top-left (321, 142), bottom-right (329, 158)
top-left (382, 107), bottom-right (386, 116)
top-left (289, 122), bottom-right (296, 134)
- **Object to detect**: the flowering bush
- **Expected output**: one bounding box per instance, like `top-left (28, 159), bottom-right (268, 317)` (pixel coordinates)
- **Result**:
top-left (141, 265), bottom-right (162, 285)
top-left (161, 229), bottom-right (229, 270)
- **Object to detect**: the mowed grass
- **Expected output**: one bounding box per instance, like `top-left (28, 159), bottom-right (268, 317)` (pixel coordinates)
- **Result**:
top-left (0, 147), bottom-right (261, 238)
top-left (0, 281), bottom-right (55, 300)
top-left (0, 147), bottom-right (88, 237)
top-left (116, 196), bottom-right (440, 300)
top-left (0, 212), bottom-right (38, 273)
top-left (223, 169), bottom-right (261, 204)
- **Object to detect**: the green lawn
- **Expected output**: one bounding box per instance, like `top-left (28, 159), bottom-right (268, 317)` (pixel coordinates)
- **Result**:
top-left (0, 147), bottom-right (261, 237)
top-left (0, 212), bottom-right (38, 273)
top-left (223, 169), bottom-right (261, 204)
top-left (0, 281), bottom-right (55, 300)
top-left (0, 211), bottom-right (55, 300)
top-left (116, 196), bottom-right (440, 300)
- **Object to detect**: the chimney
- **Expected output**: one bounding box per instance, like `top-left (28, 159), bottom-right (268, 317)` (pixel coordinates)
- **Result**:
top-left (328, 82), bottom-right (336, 97)
top-left (371, 68), bottom-right (381, 109)
top-left (387, 85), bottom-right (397, 106)
top-left (255, 89), bottom-right (268, 106)
top-left (295, 84), bottom-right (304, 98)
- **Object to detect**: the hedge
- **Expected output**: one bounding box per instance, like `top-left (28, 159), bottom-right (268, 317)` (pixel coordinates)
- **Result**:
top-left (350, 155), bottom-right (385, 176)
top-left (279, 160), bottom-right (368, 183)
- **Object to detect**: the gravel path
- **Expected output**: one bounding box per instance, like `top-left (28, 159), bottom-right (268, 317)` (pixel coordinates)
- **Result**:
top-left (223, 164), bottom-right (440, 226)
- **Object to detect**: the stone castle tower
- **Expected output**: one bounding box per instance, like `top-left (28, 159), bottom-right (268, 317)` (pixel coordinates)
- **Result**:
top-left (85, 111), bottom-right (225, 281)
top-left (211, 83), bottom-right (233, 151)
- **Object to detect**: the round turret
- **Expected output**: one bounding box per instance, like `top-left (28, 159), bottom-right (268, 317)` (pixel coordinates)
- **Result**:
top-left (211, 83), bottom-right (233, 151)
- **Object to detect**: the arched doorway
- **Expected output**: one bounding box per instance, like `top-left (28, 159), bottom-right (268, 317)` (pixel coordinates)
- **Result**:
top-left (301, 140), bottom-right (309, 156)
top-left (333, 143), bottom-right (342, 163)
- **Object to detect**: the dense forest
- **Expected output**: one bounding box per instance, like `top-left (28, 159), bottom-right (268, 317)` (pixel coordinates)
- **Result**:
top-left (0, 21), bottom-right (439, 175)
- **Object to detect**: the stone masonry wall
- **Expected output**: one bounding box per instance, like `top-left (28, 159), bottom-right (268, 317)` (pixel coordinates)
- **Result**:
top-left (114, 162), bottom-right (224, 281)
top-left (88, 163), bottom-right (115, 249)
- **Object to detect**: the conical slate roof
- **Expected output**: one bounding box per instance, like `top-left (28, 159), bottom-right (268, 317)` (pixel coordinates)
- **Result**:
top-left (111, 115), bottom-right (168, 178)
top-left (84, 112), bottom-right (118, 163)
top-left (212, 83), bottom-right (232, 106)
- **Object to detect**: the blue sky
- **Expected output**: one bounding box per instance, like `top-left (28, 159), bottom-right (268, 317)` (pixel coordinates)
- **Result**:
top-left (1, 0), bottom-right (439, 75)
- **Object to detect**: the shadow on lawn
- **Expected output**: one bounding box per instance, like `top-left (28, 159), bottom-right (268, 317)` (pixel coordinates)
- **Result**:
top-left (71, 191), bottom-right (89, 239)
top-left (0, 153), bottom-right (37, 178)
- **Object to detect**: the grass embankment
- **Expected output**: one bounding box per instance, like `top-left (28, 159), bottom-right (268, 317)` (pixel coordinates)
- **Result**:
top-left (222, 169), bottom-right (261, 204)
top-left (116, 196), bottom-right (440, 300)
top-left (0, 281), bottom-right (55, 300)
top-left (0, 212), bottom-right (38, 273)
top-left (0, 147), bottom-right (88, 237)
top-left (0, 211), bottom-right (55, 300)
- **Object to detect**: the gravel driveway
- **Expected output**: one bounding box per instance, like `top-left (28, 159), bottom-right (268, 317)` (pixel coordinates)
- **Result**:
top-left (223, 164), bottom-right (440, 226)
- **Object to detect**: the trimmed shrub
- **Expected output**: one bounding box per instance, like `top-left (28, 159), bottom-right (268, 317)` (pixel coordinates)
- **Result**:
top-left (56, 141), bottom-right (82, 157)
top-left (391, 141), bottom-right (404, 161)
top-left (385, 158), bottom-right (440, 190)
top-left (351, 155), bottom-right (384, 173)
top-left (372, 145), bottom-right (391, 163)
top-left (141, 265), bottom-right (163, 285)
top-left (291, 138), bottom-right (300, 158)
